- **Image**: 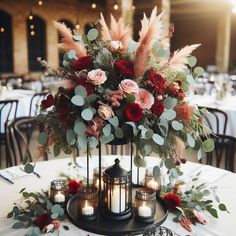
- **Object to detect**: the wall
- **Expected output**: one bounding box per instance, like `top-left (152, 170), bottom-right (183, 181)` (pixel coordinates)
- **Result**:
top-left (0, 0), bottom-right (101, 77)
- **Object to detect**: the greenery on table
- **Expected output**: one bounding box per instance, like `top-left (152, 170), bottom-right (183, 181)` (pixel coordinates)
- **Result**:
top-left (7, 188), bottom-right (69, 236)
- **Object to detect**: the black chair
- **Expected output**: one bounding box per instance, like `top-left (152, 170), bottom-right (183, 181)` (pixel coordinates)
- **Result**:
top-left (0, 100), bottom-right (18, 167)
top-left (29, 91), bottom-right (48, 116)
top-left (199, 106), bottom-right (228, 135)
top-left (6, 116), bottom-right (48, 166)
top-left (199, 106), bottom-right (235, 171)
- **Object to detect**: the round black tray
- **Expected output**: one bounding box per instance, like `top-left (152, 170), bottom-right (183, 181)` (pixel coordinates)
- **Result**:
top-left (67, 194), bottom-right (168, 236)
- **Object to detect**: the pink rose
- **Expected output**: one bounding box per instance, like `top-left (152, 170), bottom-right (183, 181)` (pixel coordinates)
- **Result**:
top-left (193, 210), bottom-right (208, 225)
top-left (109, 40), bottom-right (123, 51)
top-left (98, 104), bottom-right (114, 120)
top-left (87, 69), bottom-right (107, 85)
top-left (119, 79), bottom-right (139, 96)
top-left (135, 89), bottom-right (154, 109)
top-left (52, 220), bottom-right (61, 229)
top-left (86, 116), bottom-right (105, 138)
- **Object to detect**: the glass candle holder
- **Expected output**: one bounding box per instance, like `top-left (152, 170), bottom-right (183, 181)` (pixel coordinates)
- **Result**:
top-left (50, 179), bottom-right (69, 204)
top-left (145, 167), bottom-right (161, 194)
top-left (135, 188), bottom-right (156, 223)
top-left (77, 186), bottom-right (98, 221)
top-left (93, 167), bottom-right (105, 191)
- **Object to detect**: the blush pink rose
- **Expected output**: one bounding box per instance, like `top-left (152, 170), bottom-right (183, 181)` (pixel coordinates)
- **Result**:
top-left (119, 79), bottom-right (139, 96)
top-left (193, 210), bottom-right (208, 225)
top-left (52, 220), bottom-right (61, 230)
top-left (87, 69), bottom-right (107, 85)
top-left (135, 89), bottom-right (154, 109)
top-left (98, 104), bottom-right (114, 120)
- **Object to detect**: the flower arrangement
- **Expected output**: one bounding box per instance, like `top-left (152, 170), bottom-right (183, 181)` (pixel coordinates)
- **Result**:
top-left (160, 172), bottom-right (229, 232)
top-left (7, 178), bottom-right (82, 235)
top-left (33, 7), bottom-right (214, 170)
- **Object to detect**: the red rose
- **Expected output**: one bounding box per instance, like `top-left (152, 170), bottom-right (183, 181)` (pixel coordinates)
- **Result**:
top-left (114, 60), bottom-right (134, 78)
top-left (68, 179), bottom-right (81, 194)
top-left (175, 102), bottom-right (193, 122)
top-left (151, 101), bottom-right (164, 117)
top-left (147, 68), bottom-right (166, 94)
top-left (34, 212), bottom-right (52, 230)
top-left (163, 193), bottom-right (181, 210)
top-left (125, 103), bottom-right (143, 122)
top-left (72, 56), bottom-right (93, 71)
top-left (41, 94), bottom-right (54, 110)
top-left (177, 89), bottom-right (185, 100)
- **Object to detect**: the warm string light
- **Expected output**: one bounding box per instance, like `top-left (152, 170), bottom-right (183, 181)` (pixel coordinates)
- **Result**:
top-left (75, 23), bottom-right (80, 30)
top-left (0, 27), bottom-right (5, 33)
top-left (114, 2), bottom-right (118, 10)
top-left (30, 30), bottom-right (35, 36)
top-left (28, 13), bottom-right (33, 20)
top-left (30, 24), bottom-right (34, 29)
top-left (91, 3), bottom-right (96, 9)
top-left (38, 0), bottom-right (43, 6)
top-left (132, 5), bottom-right (136, 10)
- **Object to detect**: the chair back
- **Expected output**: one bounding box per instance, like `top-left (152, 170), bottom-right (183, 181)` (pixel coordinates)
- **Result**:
top-left (199, 107), bottom-right (228, 135)
top-left (203, 134), bottom-right (236, 172)
top-left (0, 100), bottom-right (18, 134)
top-left (6, 116), bottom-right (47, 166)
top-left (29, 91), bottom-right (48, 116)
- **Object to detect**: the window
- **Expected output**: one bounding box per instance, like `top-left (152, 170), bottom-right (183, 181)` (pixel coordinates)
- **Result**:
top-left (27, 15), bottom-right (46, 72)
top-left (58, 20), bottom-right (74, 66)
top-left (0, 10), bottom-right (13, 73)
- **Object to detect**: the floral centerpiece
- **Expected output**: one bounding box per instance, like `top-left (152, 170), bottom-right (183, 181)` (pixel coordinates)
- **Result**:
top-left (32, 7), bottom-right (213, 170)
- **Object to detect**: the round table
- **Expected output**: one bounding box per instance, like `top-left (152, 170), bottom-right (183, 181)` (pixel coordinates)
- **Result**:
top-left (0, 156), bottom-right (235, 236)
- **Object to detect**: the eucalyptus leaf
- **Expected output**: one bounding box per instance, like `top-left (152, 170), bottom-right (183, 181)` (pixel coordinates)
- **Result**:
top-left (102, 124), bottom-right (112, 137)
top-left (202, 138), bottom-right (214, 152)
top-left (87, 94), bottom-right (97, 103)
top-left (24, 163), bottom-right (34, 174)
top-left (38, 132), bottom-right (47, 145)
top-left (144, 144), bottom-right (152, 156)
top-left (160, 109), bottom-right (176, 120)
top-left (88, 136), bottom-right (98, 149)
top-left (164, 159), bottom-right (175, 169)
top-left (188, 56), bottom-right (197, 67)
top-left (187, 75), bottom-right (195, 84)
top-left (115, 127), bottom-right (124, 138)
top-left (68, 50), bottom-right (77, 60)
top-left (72, 35), bottom-right (82, 41)
top-left (152, 133), bottom-right (164, 145)
top-left (75, 85), bottom-right (87, 97)
top-left (53, 145), bottom-right (60, 157)
top-left (12, 221), bottom-right (25, 229)
top-left (134, 155), bottom-right (146, 167)
top-left (71, 95), bottom-right (85, 106)
top-left (164, 97), bottom-right (177, 109)
top-left (218, 203), bottom-right (229, 212)
top-left (81, 109), bottom-right (93, 121)
top-left (108, 116), bottom-right (119, 127)
top-left (187, 133), bottom-right (195, 148)
top-left (197, 148), bottom-right (202, 160)
top-left (194, 66), bottom-right (204, 76)
top-left (87, 28), bottom-right (98, 41)
top-left (171, 120), bottom-right (183, 131)
top-left (77, 136), bottom-right (87, 149)
top-left (74, 122), bottom-right (86, 135)
top-left (66, 129), bottom-right (76, 145)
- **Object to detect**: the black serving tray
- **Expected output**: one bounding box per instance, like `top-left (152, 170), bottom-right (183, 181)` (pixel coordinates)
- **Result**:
top-left (66, 193), bottom-right (168, 236)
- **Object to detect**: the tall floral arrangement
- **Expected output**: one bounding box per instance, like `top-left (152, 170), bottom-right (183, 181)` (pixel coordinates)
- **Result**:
top-left (35, 7), bottom-right (214, 168)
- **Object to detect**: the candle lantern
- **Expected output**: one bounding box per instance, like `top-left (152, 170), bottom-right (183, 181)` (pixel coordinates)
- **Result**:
top-left (93, 167), bottom-right (106, 191)
top-left (50, 179), bottom-right (69, 204)
top-left (145, 168), bottom-right (161, 195)
top-left (77, 186), bottom-right (98, 220)
top-left (135, 188), bottom-right (156, 223)
top-left (103, 158), bottom-right (132, 220)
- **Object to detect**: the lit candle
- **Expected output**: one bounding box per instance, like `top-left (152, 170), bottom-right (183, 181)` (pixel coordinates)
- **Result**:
top-left (138, 202), bottom-right (152, 217)
top-left (82, 200), bottom-right (94, 216)
top-left (108, 186), bottom-right (126, 213)
top-left (146, 178), bottom-right (159, 190)
top-left (54, 191), bottom-right (65, 203)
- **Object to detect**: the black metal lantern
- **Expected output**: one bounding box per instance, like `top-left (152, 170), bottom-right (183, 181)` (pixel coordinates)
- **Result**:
top-left (102, 158), bottom-right (132, 220)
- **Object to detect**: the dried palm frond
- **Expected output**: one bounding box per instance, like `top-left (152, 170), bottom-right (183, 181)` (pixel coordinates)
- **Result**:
top-left (168, 44), bottom-right (200, 71)
top-left (53, 21), bottom-right (86, 58)
top-left (134, 7), bottom-right (163, 79)
top-left (99, 13), bottom-right (112, 42)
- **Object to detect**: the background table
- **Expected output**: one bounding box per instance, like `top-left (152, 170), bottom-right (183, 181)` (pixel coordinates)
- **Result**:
top-left (0, 156), bottom-right (235, 236)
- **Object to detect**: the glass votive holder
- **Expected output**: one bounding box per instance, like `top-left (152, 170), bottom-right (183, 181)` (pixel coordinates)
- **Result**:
top-left (77, 186), bottom-right (98, 221)
top-left (135, 188), bottom-right (156, 223)
top-left (50, 179), bottom-right (69, 204)
top-left (93, 167), bottom-right (105, 191)
top-left (145, 167), bottom-right (161, 195)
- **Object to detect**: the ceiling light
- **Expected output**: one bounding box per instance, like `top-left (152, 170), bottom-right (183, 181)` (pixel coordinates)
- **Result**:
top-left (91, 3), bottom-right (96, 9)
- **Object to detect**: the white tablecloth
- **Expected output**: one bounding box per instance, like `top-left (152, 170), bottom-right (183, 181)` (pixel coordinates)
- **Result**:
top-left (0, 156), bottom-right (235, 236)
top-left (187, 95), bottom-right (236, 137)
top-left (0, 89), bottom-right (35, 132)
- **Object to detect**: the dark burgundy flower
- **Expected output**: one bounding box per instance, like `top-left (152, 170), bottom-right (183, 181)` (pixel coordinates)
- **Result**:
top-left (72, 56), bottom-right (93, 71)
top-left (114, 60), bottom-right (134, 78)
top-left (163, 193), bottom-right (181, 210)
top-left (125, 103), bottom-right (143, 122)
top-left (41, 94), bottom-right (55, 110)
top-left (151, 101), bottom-right (164, 117)
top-left (68, 179), bottom-right (81, 194)
top-left (77, 78), bottom-right (94, 95)
top-left (34, 212), bottom-right (52, 230)
top-left (147, 68), bottom-right (166, 94)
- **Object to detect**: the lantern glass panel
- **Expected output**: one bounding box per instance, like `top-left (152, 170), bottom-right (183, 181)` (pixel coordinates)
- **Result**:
top-left (145, 167), bottom-right (161, 192)
top-left (93, 167), bottom-right (106, 190)
top-left (50, 179), bottom-right (69, 204)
